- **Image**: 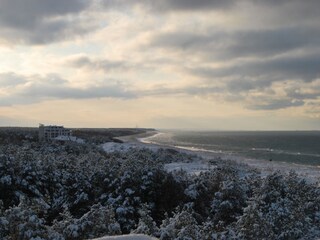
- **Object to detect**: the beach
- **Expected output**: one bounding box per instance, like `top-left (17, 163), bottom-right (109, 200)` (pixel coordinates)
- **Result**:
top-left (112, 130), bottom-right (320, 181)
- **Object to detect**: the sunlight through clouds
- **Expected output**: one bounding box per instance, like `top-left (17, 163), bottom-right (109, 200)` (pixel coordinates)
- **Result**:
top-left (0, 0), bottom-right (319, 129)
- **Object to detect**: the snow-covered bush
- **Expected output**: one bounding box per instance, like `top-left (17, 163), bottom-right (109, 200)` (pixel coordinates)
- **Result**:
top-left (53, 204), bottom-right (121, 239)
top-left (237, 171), bottom-right (320, 239)
top-left (159, 206), bottom-right (201, 240)
top-left (211, 179), bottom-right (247, 230)
top-left (132, 204), bottom-right (159, 237)
top-left (0, 197), bottom-right (63, 240)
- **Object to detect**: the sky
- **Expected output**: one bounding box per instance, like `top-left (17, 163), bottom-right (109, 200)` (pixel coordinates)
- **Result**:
top-left (0, 0), bottom-right (320, 130)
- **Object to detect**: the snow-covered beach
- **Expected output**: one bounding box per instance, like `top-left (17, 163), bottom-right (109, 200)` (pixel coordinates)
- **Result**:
top-left (109, 130), bottom-right (320, 181)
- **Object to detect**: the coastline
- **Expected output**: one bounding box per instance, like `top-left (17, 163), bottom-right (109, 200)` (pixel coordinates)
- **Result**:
top-left (115, 130), bottom-right (159, 143)
top-left (132, 131), bottom-right (320, 181)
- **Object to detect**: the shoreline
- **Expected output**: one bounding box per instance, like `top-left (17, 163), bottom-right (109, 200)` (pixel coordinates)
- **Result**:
top-left (132, 131), bottom-right (320, 181)
top-left (115, 130), bottom-right (159, 143)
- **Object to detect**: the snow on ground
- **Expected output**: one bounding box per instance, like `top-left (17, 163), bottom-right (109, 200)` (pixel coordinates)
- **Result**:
top-left (54, 135), bottom-right (85, 144)
top-left (102, 142), bottom-right (137, 153)
top-left (238, 157), bottom-right (320, 181)
top-left (103, 132), bottom-right (320, 181)
top-left (92, 234), bottom-right (157, 240)
top-left (140, 133), bottom-right (320, 181)
top-left (102, 141), bottom-right (160, 153)
top-left (164, 161), bottom-right (216, 175)
top-left (102, 141), bottom-right (216, 176)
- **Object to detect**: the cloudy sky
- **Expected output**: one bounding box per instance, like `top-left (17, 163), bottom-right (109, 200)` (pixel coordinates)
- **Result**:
top-left (0, 0), bottom-right (320, 130)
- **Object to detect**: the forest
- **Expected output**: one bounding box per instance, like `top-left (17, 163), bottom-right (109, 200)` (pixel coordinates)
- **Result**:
top-left (0, 129), bottom-right (319, 239)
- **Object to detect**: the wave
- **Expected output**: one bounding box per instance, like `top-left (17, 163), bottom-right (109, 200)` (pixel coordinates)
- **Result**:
top-left (251, 147), bottom-right (320, 158)
top-left (173, 145), bottom-right (225, 154)
top-left (139, 133), bottom-right (230, 155)
top-left (138, 131), bottom-right (320, 168)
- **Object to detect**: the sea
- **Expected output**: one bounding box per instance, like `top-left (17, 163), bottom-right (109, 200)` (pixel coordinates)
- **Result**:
top-left (142, 130), bottom-right (320, 167)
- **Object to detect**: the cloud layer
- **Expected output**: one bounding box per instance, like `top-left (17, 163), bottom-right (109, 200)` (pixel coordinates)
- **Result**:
top-left (0, 0), bottom-right (319, 128)
top-left (0, 0), bottom-right (94, 44)
top-left (0, 72), bottom-right (135, 106)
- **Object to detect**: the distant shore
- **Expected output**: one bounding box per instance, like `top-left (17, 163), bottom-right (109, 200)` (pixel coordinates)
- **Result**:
top-left (115, 130), bottom-right (159, 143)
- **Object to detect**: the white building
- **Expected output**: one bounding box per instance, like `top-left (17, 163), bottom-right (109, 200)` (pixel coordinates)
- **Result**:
top-left (39, 124), bottom-right (72, 141)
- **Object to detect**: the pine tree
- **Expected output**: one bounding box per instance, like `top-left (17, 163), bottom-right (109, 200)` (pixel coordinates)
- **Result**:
top-left (133, 204), bottom-right (159, 237)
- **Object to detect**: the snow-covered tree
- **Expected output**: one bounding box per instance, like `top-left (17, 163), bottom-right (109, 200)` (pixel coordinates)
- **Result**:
top-left (1, 129), bottom-right (319, 239)
top-left (53, 203), bottom-right (121, 239)
top-left (211, 179), bottom-right (247, 230)
top-left (132, 204), bottom-right (159, 237)
top-left (0, 197), bottom-right (63, 240)
top-left (237, 171), bottom-right (320, 239)
top-left (159, 206), bottom-right (201, 240)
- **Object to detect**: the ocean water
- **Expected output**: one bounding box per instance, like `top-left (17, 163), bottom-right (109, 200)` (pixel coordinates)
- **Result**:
top-left (143, 131), bottom-right (320, 166)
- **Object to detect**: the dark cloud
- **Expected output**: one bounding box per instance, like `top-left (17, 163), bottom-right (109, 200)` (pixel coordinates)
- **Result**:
top-left (0, 0), bottom-right (88, 29)
top-left (0, 72), bottom-right (27, 87)
top-left (0, 0), bottom-right (94, 45)
top-left (104, 0), bottom-right (320, 13)
top-left (305, 102), bottom-right (320, 117)
top-left (67, 55), bottom-right (168, 73)
top-left (15, 20), bottom-right (95, 45)
top-left (224, 28), bottom-right (320, 59)
top-left (0, 0), bottom-right (237, 45)
top-left (157, 0), bottom-right (320, 25)
top-left (248, 99), bottom-right (305, 110)
top-left (191, 52), bottom-right (320, 86)
top-left (287, 91), bottom-right (320, 101)
top-left (103, 0), bottom-right (236, 12)
top-left (150, 32), bottom-right (215, 52)
top-left (66, 53), bottom-right (320, 112)
top-left (187, 51), bottom-right (320, 110)
top-left (22, 83), bottom-right (135, 100)
top-left (139, 85), bottom-right (222, 97)
top-left (0, 71), bottom-right (318, 112)
top-left (254, 0), bottom-right (320, 17)
top-left (285, 86), bottom-right (320, 101)
top-left (144, 2), bottom-right (320, 112)
top-left (150, 27), bottom-right (320, 59)
top-left (0, 72), bottom-right (136, 106)
top-left (225, 78), bottom-right (272, 93)
top-left (254, 0), bottom-right (320, 6)
top-left (68, 56), bottom-right (130, 72)
top-left (148, 0), bottom-right (236, 12)
top-left (0, 0), bottom-right (319, 120)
